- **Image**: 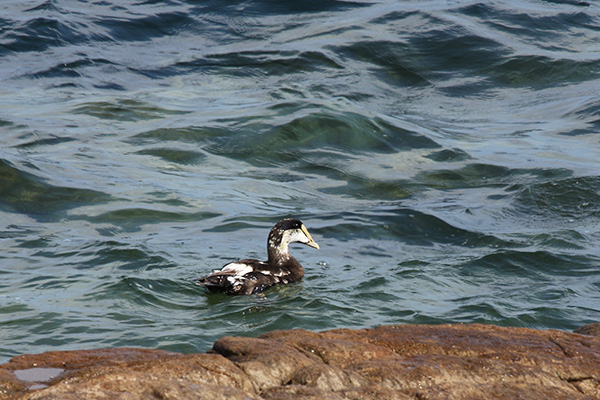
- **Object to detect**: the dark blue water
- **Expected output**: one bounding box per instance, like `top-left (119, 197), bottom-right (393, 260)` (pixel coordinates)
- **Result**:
top-left (1, 0), bottom-right (600, 362)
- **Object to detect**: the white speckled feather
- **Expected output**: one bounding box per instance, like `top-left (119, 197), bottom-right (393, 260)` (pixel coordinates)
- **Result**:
top-left (220, 262), bottom-right (254, 276)
top-left (226, 275), bottom-right (245, 287)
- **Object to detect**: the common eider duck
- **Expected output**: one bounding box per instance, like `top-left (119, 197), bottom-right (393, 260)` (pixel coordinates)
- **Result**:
top-left (194, 218), bottom-right (319, 295)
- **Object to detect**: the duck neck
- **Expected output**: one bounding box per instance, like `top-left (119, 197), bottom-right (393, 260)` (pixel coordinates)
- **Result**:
top-left (267, 228), bottom-right (292, 265)
top-left (267, 240), bottom-right (290, 265)
top-left (267, 231), bottom-right (305, 280)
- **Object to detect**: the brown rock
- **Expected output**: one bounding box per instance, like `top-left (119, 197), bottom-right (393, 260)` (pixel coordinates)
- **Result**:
top-left (1, 349), bottom-right (257, 400)
top-left (575, 323), bottom-right (600, 336)
top-left (213, 324), bottom-right (600, 399)
top-left (3, 347), bottom-right (178, 371)
top-left (0, 369), bottom-right (28, 398)
top-left (1, 324), bottom-right (599, 400)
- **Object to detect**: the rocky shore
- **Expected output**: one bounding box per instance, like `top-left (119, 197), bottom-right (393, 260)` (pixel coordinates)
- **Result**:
top-left (1, 323), bottom-right (599, 399)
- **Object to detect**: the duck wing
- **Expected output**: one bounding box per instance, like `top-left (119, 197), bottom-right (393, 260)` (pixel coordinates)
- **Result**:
top-left (194, 259), bottom-right (284, 295)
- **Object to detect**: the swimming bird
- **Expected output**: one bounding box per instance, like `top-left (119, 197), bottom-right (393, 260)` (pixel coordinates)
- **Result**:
top-left (194, 218), bottom-right (320, 295)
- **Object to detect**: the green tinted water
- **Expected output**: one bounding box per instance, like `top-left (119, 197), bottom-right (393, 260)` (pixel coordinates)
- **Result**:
top-left (1, 0), bottom-right (600, 361)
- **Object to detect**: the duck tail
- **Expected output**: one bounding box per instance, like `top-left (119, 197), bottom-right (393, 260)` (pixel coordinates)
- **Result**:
top-left (190, 275), bottom-right (229, 293)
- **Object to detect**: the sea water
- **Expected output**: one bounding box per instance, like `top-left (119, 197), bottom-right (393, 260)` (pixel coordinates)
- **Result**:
top-left (1, 0), bottom-right (600, 361)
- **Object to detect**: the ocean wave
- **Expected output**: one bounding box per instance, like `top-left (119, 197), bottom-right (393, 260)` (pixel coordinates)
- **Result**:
top-left (1, 0), bottom-right (600, 361)
top-left (0, 158), bottom-right (111, 221)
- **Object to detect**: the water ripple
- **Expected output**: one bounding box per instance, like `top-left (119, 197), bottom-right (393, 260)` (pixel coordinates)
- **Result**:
top-left (0, 158), bottom-right (112, 221)
top-left (1, 0), bottom-right (600, 362)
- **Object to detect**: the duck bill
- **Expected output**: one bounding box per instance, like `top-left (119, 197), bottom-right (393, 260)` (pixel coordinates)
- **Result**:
top-left (301, 225), bottom-right (320, 249)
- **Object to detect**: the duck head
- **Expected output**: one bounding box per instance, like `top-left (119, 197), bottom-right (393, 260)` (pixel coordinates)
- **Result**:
top-left (268, 218), bottom-right (319, 262)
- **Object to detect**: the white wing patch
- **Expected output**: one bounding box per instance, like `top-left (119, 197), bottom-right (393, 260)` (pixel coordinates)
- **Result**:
top-left (220, 262), bottom-right (254, 276)
top-left (227, 275), bottom-right (246, 287)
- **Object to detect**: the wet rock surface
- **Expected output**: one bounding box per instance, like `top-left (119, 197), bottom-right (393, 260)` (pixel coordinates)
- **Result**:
top-left (1, 324), bottom-right (599, 399)
top-left (575, 323), bottom-right (600, 337)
